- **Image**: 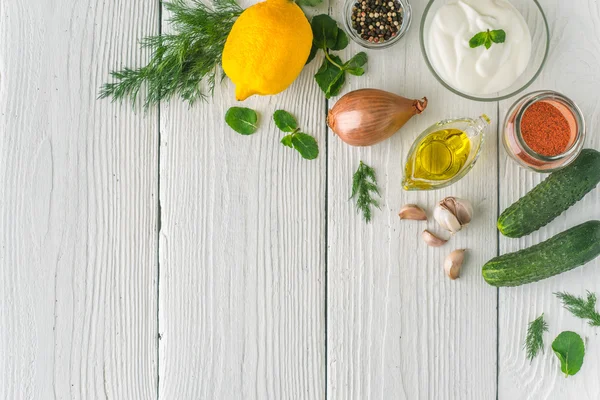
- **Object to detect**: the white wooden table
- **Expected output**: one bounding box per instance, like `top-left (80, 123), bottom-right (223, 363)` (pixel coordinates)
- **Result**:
top-left (1, 0), bottom-right (599, 399)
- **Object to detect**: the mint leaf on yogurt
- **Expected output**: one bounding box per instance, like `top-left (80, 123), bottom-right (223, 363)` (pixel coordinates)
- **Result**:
top-left (489, 29), bottom-right (506, 44)
top-left (469, 29), bottom-right (506, 50)
top-left (469, 31), bottom-right (488, 48)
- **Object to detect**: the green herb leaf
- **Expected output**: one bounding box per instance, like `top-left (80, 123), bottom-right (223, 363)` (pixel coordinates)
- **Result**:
top-left (469, 31), bottom-right (488, 48)
top-left (309, 14), bottom-right (367, 98)
top-left (306, 44), bottom-right (319, 65)
top-left (524, 313), bottom-right (548, 362)
top-left (489, 29), bottom-right (506, 44)
top-left (311, 15), bottom-right (339, 49)
top-left (273, 110), bottom-right (298, 133)
top-left (469, 29), bottom-right (507, 50)
top-left (295, 0), bottom-right (323, 7)
top-left (225, 107), bottom-right (259, 135)
top-left (315, 55), bottom-right (346, 99)
top-left (552, 331), bottom-right (585, 377)
top-left (331, 28), bottom-right (349, 51)
top-left (350, 161), bottom-right (381, 223)
top-left (484, 35), bottom-right (492, 49)
top-left (555, 291), bottom-right (600, 326)
top-left (344, 52), bottom-right (368, 76)
top-left (281, 134), bottom-right (294, 148)
top-left (291, 133), bottom-right (319, 160)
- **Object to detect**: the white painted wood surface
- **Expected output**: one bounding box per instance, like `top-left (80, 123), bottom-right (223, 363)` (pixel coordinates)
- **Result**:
top-left (498, 1), bottom-right (600, 399)
top-left (327, 1), bottom-right (498, 399)
top-left (1, 0), bottom-right (600, 399)
top-left (157, 1), bottom-right (327, 398)
top-left (0, 0), bottom-right (159, 399)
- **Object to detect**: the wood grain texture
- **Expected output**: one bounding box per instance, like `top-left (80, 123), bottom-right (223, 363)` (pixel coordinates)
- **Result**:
top-left (157, 2), bottom-right (326, 399)
top-left (0, 0), bottom-right (159, 399)
top-left (326, 1), bottom-right (498, 399)
top-left (498, 1), bottom-right (600, 399)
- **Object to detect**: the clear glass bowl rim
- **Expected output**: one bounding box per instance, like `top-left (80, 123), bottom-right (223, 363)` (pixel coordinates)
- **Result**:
top-left (419, 0), bottom-right (551, 102)
top-left (344, 0), bottom-right (413, 49)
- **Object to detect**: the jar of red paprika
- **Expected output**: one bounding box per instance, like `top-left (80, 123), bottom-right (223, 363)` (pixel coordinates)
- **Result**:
top-left (503, 90), bottom-right (585, 172)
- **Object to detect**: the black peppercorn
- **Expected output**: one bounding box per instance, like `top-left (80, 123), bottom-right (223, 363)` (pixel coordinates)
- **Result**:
top-left (350, 0), bottom-right (404, 44)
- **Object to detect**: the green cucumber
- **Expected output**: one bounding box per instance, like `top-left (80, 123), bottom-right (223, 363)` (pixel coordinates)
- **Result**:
top-left (483, 221), bottom-right (600, 287)
top-left (498, 149), bottom-right (600, 238)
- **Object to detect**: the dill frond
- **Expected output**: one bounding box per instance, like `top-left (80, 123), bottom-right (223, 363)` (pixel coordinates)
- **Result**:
top-left (524, 313), bottom-right (548, 361)
top-left (350, 161), bottom-right (381, 223)
top-left (555, 291), bottom-right (600, 327)
top-left (99, 0), bottom-right (243, 109)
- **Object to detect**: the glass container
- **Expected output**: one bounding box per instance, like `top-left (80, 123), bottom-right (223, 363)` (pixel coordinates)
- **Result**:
top-left (420, 0), bottom-right (550, 102)
top-left (503, 90), bottom-right (585, 172)
top-left (403, 115), bottom-right (491, 191)
top-left (344, 0), bottom-right (412, 49)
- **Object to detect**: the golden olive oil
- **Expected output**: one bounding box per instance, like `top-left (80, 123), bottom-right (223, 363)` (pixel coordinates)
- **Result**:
top-left (404, 128), bottom-right (471, 189)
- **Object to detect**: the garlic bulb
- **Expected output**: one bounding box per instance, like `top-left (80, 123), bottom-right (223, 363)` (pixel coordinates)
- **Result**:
top-left (433, 197), bottom-right (473, 234)
top-left (444, 249), bottom-right (466, 280)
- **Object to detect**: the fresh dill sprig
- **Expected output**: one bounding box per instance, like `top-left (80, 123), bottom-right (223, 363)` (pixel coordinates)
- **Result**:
top-left (350, 161), bottom-right (381, 223)
top-left (555, 291), bottom-right (600, 327)
top-left (524, 313), bottom-right (548, 361)
top-left (99, 0), bottom-right (243, 108)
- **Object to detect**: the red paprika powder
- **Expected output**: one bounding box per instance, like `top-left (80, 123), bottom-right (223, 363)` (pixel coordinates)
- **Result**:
top-left (520, 101), bottom-right (571, 157)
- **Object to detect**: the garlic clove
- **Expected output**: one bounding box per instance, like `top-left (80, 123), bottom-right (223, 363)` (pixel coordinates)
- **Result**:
top-left (399, 204), bottom-right (427, 221)
top-left (434, 197), bottom-right (473, 233)
top-left (422, 230), bottom-right (448, 247)
top-left (444, 249), bottom-right (466, 280)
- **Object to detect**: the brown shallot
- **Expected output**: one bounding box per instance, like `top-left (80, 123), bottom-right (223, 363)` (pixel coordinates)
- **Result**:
top-left (327, 89), bottom-right (428, 147)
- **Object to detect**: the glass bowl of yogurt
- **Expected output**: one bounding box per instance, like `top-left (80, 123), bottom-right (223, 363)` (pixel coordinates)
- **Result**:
top-left (420, 0), bottom-right (549, 101)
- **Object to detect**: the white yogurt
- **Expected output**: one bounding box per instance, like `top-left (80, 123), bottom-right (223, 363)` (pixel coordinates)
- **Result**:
top-left (427, 0), bottom-right (532, 95)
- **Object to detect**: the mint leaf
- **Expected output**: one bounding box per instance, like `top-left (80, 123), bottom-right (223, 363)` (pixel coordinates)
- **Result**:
top-left (469, 31), bottom-right (488, 48)
top-left (470, 29), bottom-right (506, 50)
top-left (311, 15), bottom-right (338, 49)
top-left (281, 134), bottom-right (293, 148)
top-left (273, 110), bottom-right (298, 133)
top-left (489, 29), bottom-right (506, 44)
top-left (552, 331), bottom-right (585, 377)
top-left (484, 35), bottom-right (492, 49)
top-left (291, 133), bottom-right (319, 160)
top-left (295, 0), bottom-right (323, 6)
top-left (310, 14), bottom-right (367, 98)
top-left (225, 107), bottom-right (258, 135)
top-left (315, 55), bottom-right (346, 99)
top-left (331, 28), bottom-right (349, 51)
top-left (344, 52), bottom-right (368, 76)
top-left (306, 44), bottom-right (318, 65)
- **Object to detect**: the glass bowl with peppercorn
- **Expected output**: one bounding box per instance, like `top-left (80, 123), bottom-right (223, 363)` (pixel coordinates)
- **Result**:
top-left (344, 0), bottom-right (412, 49)
top-left (503, 91), bottom-right (586, 172)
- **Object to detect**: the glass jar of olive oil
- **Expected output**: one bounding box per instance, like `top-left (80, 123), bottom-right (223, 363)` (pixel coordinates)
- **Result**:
top-left (403, 115), bottom-right (490, 190)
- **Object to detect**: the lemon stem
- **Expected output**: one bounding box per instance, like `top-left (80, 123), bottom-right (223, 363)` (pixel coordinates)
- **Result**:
top-left (324, 50), bottom-right (344, 70)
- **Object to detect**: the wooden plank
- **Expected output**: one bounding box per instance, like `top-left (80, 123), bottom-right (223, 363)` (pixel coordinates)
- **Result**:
top-left (326, 1), bottom-right (498, 398)
top-left (157, 2), bottom-right (326, 398)
top-left (498, 1), bottom-right (600, 398)
top-left (0, 1), bottom-right (159, 399)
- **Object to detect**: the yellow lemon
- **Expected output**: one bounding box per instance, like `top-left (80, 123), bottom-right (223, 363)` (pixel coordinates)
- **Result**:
top-left (222, 0), bottom-right (313, 101)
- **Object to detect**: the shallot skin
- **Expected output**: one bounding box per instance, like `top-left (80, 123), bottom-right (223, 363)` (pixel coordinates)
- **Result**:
top-left (327, 89), bottom-right (428, 147)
